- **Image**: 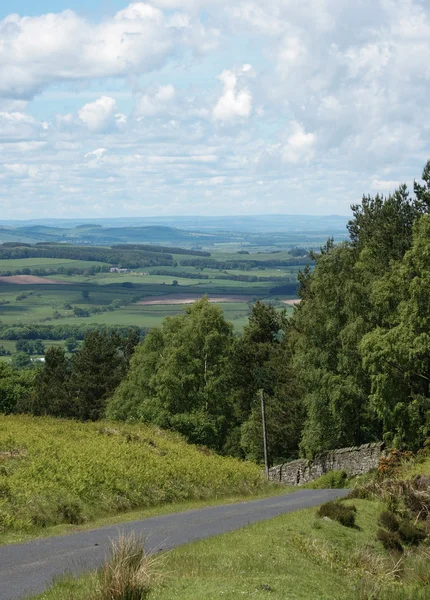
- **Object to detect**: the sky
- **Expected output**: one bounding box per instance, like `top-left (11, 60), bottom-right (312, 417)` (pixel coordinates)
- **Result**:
top-left (0, 0), bottom-right (429, 219)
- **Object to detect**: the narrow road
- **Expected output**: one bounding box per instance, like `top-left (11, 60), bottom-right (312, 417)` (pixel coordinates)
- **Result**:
top-left (0, 489), bottom-right (348, 600)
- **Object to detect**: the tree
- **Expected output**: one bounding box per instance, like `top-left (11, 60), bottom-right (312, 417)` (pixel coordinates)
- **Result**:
top-left (360, 215), bottom-right (430, 449)
top-left (65, 337), bottom-right (78, 353)
top-left (107, 297), bottom-right (234, 450)
top-left (293, 163), bottom-right (430, 456)
top-left (33, 346), bottom-right (72, 417)
top-left (11, 352), bottom-right (32, 369)
top-left (0, 362), bottom-right (36, 414)
top-left (227, 302), bottom-right (303, 462)
top-left (81, 290), bottom-right (90, 299)
top-left (70, 330), bottom-right (127, 421)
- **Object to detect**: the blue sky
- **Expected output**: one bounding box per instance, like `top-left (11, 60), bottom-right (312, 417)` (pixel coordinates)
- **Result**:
top-left (1, 0), bottom-right (429, 219)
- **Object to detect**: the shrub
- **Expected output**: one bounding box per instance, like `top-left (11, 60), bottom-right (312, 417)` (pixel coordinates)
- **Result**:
top-left (317, 501), bottom-right (357, 528)
top-left (309, 470), bottom-right (347, 489)
top-left (92, 534), bottom-right (162, 600)
top-left (378, 449), bottom-right (413, 480)
top-left (376, 528), bottom-right (403, 553)
top-left (398, 520), bottom-right (427, 546)
top-left (378, 510), bottom-right (399, 532)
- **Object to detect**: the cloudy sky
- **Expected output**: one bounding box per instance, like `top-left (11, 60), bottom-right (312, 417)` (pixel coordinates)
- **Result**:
top-left (0, 0), bottom-right (429, 219)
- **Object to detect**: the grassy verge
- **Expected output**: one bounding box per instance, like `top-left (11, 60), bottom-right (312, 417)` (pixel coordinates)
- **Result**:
top-left (30, 496), bottom-right (430, 600)
top-left (0, 484), bottom-right (291, 547)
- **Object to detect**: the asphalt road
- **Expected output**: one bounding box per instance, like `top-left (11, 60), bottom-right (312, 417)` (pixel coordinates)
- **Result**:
top-left (0, 488), bottom-right (349, 600)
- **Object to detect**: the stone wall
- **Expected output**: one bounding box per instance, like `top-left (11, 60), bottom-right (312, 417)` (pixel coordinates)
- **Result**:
top-left (268, 442), bottom-right (384, 486)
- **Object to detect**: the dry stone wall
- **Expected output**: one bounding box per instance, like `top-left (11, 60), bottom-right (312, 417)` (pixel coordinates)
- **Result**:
top-left (268, 442), bottom-right (384, 486)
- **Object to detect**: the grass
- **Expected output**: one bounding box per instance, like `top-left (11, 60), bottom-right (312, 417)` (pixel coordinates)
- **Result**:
top-left (23, 498), bottom-right (396, 600)
top-left (0, 415), bottom-right (268, 541)
top-left (27, 451), bottom-right (430, 600)
top-left (28, 496), bottom-right (430, 600)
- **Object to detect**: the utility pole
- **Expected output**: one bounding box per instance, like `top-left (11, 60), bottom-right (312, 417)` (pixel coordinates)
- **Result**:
top-left (260, 388), bottom-right (269, 479)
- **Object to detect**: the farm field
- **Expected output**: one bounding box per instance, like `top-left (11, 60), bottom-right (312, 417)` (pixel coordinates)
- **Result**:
top-left (0, 240), bottom-right (305, 355)
top-left (0, 258), bottom-right (108, 272)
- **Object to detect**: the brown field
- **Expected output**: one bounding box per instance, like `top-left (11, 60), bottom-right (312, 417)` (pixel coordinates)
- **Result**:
top-left (282, 298), bottom-right (301, 306)
top-left (138, 294), bottom-right (253, 306)
top-left (0, 275), bottom-right (68, 285)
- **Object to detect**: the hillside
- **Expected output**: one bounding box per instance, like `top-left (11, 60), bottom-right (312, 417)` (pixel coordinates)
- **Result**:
top-left (0, 415), bottom-right (264, 537)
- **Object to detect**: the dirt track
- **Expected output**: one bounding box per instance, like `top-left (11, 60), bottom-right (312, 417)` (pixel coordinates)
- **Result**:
top-left (0, 275), bottom-right (69, 285)
top-left (138, 294), bottom-right (252, 306)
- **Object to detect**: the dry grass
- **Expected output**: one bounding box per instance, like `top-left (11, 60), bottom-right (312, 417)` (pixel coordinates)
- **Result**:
top-left (92, 533), bottom-right (164, 600)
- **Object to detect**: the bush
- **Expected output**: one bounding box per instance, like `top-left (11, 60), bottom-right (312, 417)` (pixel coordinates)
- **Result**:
top-left (378, 510), bottom-right (399, 532)
top-left (398, 520), bottom-right (427, 546)
top-left (309, 470), bottom-right (347, 489)
top-left (376, 528), bottom-right (403, 553)
top-left (317, 501), bottom-right (357, 528)
top-left (92, 533), bottom-right (162, 600)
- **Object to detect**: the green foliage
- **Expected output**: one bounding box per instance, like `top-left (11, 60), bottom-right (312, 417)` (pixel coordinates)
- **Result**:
top-left (33, 346), bottom-right (72, 417)
top-left (377, 511), bottom-right (399, 532)
top-left (376, 528), bottom-right (403, 553)
top-left (308, 470), bottom-right (347, 489)
top-left (317, 501), bottom-right (357, 527)
top-left (15, 339), bottom-right (44, 355)
top-left (108, 298), bottom-right (235, 450)
top-left (71, 330), bottom-right (127, 421)
top-left (228, 302), bottom-right (303, 463)
top-left (293, 161), bottom-right (430, 456)
top-left (398, 520), bottom-right (426, 546)
top-left (0, 415), bottom-right (263, 535)
top-left (0, 362), bottom-right (36, 414)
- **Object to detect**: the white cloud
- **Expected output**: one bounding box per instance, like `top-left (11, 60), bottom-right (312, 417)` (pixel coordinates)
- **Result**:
top-left (281, 122), bottom-right (316, 164)
top-left (371, 179), bottom-right (401, 191)
top-left (78, 97), bottom-right (122, 133)
top-left (0, 111), bottom-right (43, 141)
top-left (135, 84), bottom-right (176, 117)
top-left (1, 0), bottom-right (430, 218)
top-left (213, 65), bottom-right (253, 122)
top-left (0, 4), bottom-right (213, 99)
top-left (85, 148), bottom-right (108, 160)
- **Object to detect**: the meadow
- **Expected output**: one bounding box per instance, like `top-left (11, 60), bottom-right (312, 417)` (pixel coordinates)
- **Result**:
top-left (0, 415), bottom-right (265, 540)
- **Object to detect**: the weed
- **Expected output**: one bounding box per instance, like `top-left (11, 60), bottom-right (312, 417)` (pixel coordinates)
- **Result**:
top-left (0, 415), bottom-right (265, 536)
top-left (397, 520), bottom-right (426, 546)
top-left (317, 501), bottom-right (357, 528)
top-left (92, 534), bottom-right (163, 600)
top-left (378, 511), bottom-right (399, 532)
top-left (377, 529), bottom-right (403, 553)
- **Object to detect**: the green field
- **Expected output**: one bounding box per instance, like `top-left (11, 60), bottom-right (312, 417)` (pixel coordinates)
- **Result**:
top-left (0, 258), bottom-right (108, 271)
top-left (0, 243), bottom-right (302, 350)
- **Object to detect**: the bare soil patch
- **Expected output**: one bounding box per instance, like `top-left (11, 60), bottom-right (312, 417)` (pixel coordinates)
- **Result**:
top-left (138, 294), bottom-right (252, 306)
top-left (0, 275), bottom-right (69, 285)
top-left (282, 298), bottom-right (301, 306)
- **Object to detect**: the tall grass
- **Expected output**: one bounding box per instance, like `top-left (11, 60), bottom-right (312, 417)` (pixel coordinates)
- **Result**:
top-left (0, 415), bottom-right (264, 535)
top-left (92, 534), bottom-right (163, 600)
